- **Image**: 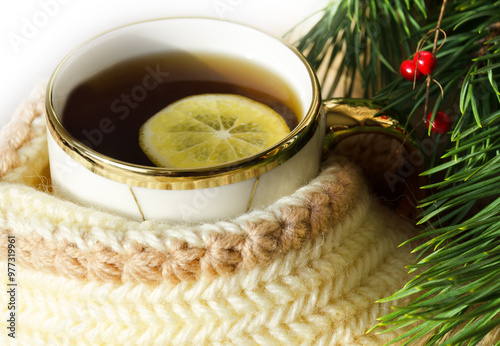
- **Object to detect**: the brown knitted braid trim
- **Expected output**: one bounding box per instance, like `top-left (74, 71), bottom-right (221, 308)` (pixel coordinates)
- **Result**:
top-left (0, 83), bottom-right (46, 177)
top-left (0, 160), bottom-right (364, 285)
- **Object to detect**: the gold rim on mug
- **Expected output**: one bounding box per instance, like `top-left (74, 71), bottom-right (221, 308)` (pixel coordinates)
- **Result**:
top-left (45, 18), bottom-right (322, 191)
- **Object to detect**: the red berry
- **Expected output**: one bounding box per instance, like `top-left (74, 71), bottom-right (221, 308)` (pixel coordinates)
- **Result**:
top-left (413, 51), bottom-right (437, 75)
top-left (400, 60), bottom-right (423, 81)
top-left (426, 111), bottom-right (451, 134)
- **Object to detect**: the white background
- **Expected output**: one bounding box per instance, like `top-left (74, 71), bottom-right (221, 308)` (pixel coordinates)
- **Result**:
top-left (0, 0), bottom-right (328, 129)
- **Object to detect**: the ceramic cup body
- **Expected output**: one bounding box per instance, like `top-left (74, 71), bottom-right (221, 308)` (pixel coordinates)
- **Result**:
top-left (46, 17), bottom-right (324, 222)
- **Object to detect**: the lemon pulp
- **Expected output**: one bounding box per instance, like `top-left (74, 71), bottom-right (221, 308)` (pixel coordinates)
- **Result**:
top-left (139, 94), bottom-right (291, 168)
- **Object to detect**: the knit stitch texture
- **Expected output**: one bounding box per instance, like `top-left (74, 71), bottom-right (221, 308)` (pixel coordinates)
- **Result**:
top-left (0, 84), bottom-right (435, 345)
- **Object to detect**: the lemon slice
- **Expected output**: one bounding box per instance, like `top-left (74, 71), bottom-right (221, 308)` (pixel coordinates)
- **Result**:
top-left (139, 94), bottom-right (290, 168)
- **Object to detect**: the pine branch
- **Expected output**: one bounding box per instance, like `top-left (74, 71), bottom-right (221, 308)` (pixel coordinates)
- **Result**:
top-left (287, 0), bottom-right (427, 98)
top-left (291, 0), bottom-right (500, 344)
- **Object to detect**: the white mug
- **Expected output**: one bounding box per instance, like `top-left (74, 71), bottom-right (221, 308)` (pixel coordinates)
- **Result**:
top-left (46, 17), bottom-right (420, 222)
top-left (46, 17), bottom-right (325, 222)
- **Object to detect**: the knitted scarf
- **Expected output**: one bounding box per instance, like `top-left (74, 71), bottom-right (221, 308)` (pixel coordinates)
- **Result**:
top-left (0, 84), bottom-right (428, 345)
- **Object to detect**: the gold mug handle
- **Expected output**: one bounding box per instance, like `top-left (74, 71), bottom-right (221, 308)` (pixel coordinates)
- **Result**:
top-left (322, 98), bottom-right (426, 219)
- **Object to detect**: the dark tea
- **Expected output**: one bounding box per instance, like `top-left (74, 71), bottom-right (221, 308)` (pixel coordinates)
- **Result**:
top-left (61, 52), bottom-right (301, 166)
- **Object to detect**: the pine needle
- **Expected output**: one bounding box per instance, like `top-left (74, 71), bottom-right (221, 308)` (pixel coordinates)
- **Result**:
top-left (291, 0), bottom-right (500, 344)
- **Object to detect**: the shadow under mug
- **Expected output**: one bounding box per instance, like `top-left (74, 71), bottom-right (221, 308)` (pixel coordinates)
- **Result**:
top-left (46, 17), bottom-right (424, 223)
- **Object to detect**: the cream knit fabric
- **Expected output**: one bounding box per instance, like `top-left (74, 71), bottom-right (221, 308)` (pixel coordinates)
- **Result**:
top-left (0, 84), bottom-right (423, 345)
